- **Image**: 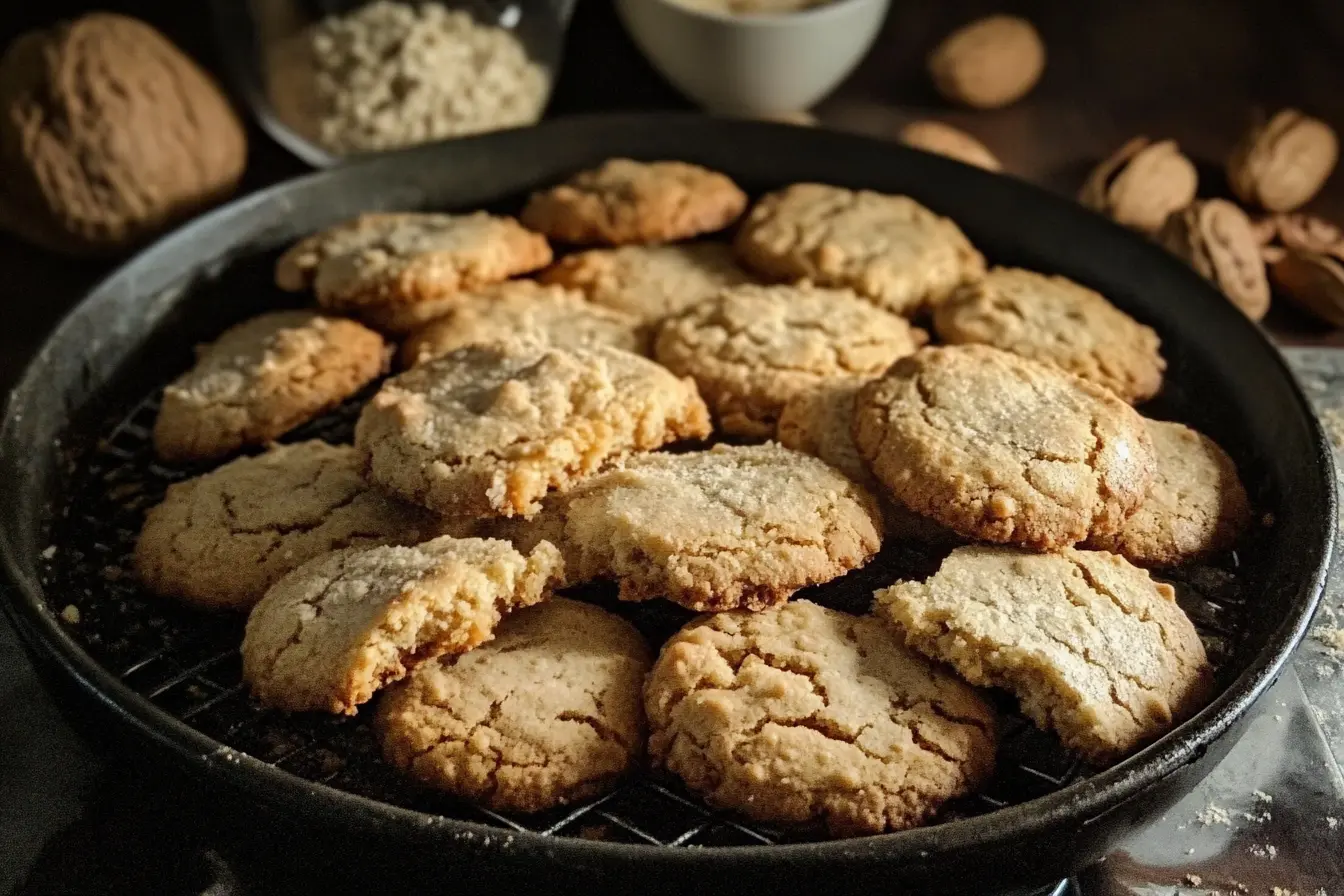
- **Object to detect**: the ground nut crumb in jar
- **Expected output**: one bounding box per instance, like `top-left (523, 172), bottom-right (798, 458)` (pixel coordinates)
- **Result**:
top-left (267, 1), bottom-right (550, 156)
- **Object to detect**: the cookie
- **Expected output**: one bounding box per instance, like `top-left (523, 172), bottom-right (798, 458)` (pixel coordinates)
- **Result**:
top-left (520, 159), bottom-right (747, 245)
top-left (654, 283), bottom-right (927, 438)
top-left (854, 345), bottom-right (1155, 549)
top-left (776, 381), bottom-right (955, 543)
top-left (560, 443), bottom-right (882, 611)
top-left (274, 212), bottom-right (552, 333)
top-left (152, 311), bottom-right (387, 463)
top-left (645, 600), bottom-right (997, 836)
top-left (537, 242), bottom-right (756, 325)
top-left (733, 183), bottom-right (985, 316)
top-left (376, 598), bottom-right (651, 813)
top-left (241, 536), bottom-right (563, 714)
top-left (932, 267), bottom-right (1166, 404)
top-left (355, 341), bottom-right (712, 518)
top-left (1086, 420), bottom-right (1251, 567)
top-left (875, 545), bottom-right (1214, 764)
top-left (400, 280), bottom-right (643, 367)
top-left (134, 441), bottom-right (455, 611)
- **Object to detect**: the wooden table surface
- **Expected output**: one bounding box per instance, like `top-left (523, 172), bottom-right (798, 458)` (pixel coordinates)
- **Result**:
top-left (3, 0), bottom-right (1344, 392)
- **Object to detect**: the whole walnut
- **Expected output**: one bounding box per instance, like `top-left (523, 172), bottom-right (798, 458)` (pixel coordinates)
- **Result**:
top-left (1158, 199), bottom-right (1271, 321)
top-left (899, 120), bottom-right (1001, 171)
top-left (1227, 109), bottom-right (1337, 212)
top-left (0, 14), bottom-right (247, 255)
top-left (1079, 137), bottom-right (1197, 234)
top-left (928, 15), bottom-right (1045, 110)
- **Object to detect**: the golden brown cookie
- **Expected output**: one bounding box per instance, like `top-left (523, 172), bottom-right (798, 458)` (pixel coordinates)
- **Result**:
top-left (354, 341), bottom-right (712, 518)
top-left (274, 212), bottom-right (552, 333)
top-left (645, 600), bottom-right (997, 837)
top-left (399, 280), bottom-right (643, 367)
top-left (376, 598), bottom-right (651, 813)
top-left (654, 283), bottom-right (927, 438)
top-left (875, 545), bottom-right (1213, 764)
top-left (733, 183), bottom-right (985, 316)
top-left (559, 443), bottom-right (882, 611)
top-left (133, 441), bottom-right (454, 611)
top-left (241, 536), bottom-right (563, 714)
top-left (520, 159), bottom-right (747, 245)
top-left (932, 267), bottom-right (1166, 404)
top-left (854, 346), bottom-right (1155, 550)
top-left (776, 380), bottom-right (955, 543)
top-left (152, 311), bottom-right (387, 463)
top-left (1086, 420), bottom-right (1251, 567)
top-left (537, 242), bottom-right (756, 326)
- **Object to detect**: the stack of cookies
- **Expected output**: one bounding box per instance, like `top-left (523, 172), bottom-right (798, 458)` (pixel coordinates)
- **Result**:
top-left (129, 157), bottom-right (1245, 838)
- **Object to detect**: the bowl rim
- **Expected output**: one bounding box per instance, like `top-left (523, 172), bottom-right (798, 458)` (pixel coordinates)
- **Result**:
top-left (630, 0), bottom-right (890, 28)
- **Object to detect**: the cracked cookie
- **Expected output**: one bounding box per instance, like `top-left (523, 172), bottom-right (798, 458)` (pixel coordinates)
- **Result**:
top-left (854, 345), bottom-right (1155, 549)
top-left (152, 311), bottom-right (387, 463)
top-left (733, 183), bottom-right (985, 316)
top-left (520, 159), bottom-right (747, 245)
top-left (560, 443), bottom-right (882, 611)
top-left (777, 380), bottom-right (955, 543)
top-left (654, 283), bottom-right (928, 438)
top-left (1086, 420), bottom-right (1251, 567)
top-left (537, 242), bottom-right (756, 326)
top-left (134, 441), bottom-right (455, 611)
top-left (875, 545), bottom-right (1213, 764)
top-left (355, 341), bottom-right (712, 519)
top-left (274, 212), bottom-right (552, 333)
top-left (932, 267), bottom-right (1166, 404)
top-left (645, 600), bottom-right (997, 837)
top-left (376, 598), bottom-right (651, 812)
top-left (241, 536), bottom-right (563, 714)
top-left (400, 280), bottom-right (643, 367)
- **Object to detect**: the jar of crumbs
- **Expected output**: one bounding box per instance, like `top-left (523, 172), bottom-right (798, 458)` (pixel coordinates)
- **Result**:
top-left (231, 0), bottom-right (572, 164)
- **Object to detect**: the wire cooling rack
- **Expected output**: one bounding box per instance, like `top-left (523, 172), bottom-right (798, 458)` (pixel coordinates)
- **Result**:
top-left (38, 389), bottom-right (1246, 848)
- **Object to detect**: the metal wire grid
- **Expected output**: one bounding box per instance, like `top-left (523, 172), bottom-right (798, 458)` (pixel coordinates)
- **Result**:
top-left (38, 390), bottom-right (1247, 848)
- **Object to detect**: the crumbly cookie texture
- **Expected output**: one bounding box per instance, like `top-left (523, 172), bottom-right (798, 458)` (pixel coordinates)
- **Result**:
top-left (1086, 420), bottom-right (1251, 567)
top-left (134, 441), bottom-right (455, 611)
top-left (560, 443), bottom-right (882, 611)
top-left (241, 536), bottom-right (563, 714)
top-left (355, 341), bottom-right (712, 519)
top-left (520, 159), bottom-right (748, 246)
top-left (537, 242), bottom-right (756, 325)
top-left (274, 212), bottom-right (552, 333)
top-left (400, 280), bottom-right (644, 367)
top-left (377, 598), bottom-right (651, 812)
top-left (875, 546), bottom-right (1213, 764)
top-left (152, 311), bottom-right (387, 463)
top-left (733, 183), bottom-right (985, 316)
top-left (654, 283), bottom-right (928, 438)
top-left (854, 345), bottom-right (1155, 550)
top-left (645, 600), bottom-right (997, 836)
top-left (932, 267), bottom-right (1166, 404)
top-left (776, 380), bottom-right (955, 543)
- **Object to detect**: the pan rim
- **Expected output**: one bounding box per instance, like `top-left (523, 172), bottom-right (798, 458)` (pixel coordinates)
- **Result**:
top-left (0, 111), bottom-right (1334, 871)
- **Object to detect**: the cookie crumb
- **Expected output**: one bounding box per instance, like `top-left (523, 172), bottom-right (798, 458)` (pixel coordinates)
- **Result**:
top-left (1254, 790), bottom-right (1273, 803)
top-left (1272, 888), bottom-right (1298, 896)
top-left (59, 604), bottom-right (80, 624)
top-left (1327, 815), bottom-right (1339, 829)
top-left (101, 565), bottom-right (124, 581)
top-left (1184, 873), bottom-right (1203, 885)
top-left (1196, 803), bottom-right (1233, 826)
top-left (1262, 510), bottom-right (1276, 527)
top-left (40, 545), bottom-right (57, 560)
top-left (1249, 842), bottom-right (1278, 859)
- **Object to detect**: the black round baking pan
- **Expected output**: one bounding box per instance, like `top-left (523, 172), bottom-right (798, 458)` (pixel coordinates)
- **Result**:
top-left (0, 114), bottom-right (1333, 895)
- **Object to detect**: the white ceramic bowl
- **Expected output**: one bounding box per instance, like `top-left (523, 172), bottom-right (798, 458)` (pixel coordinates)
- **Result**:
top-left (615, 0), bottom-right (890, 115)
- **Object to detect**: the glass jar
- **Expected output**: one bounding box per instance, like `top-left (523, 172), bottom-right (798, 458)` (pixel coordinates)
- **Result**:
top-left (211, 0), bottom-right (574, 167)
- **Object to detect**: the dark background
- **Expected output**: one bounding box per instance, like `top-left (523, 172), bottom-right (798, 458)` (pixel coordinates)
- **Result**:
top-left (2, 1), bottom-right (1344, 893)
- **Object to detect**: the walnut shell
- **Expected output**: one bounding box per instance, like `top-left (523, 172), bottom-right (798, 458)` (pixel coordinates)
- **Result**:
top-left (1158, 199), bottom-right (1271, 321)
top-left (928, 15), bottom-right (1045, 110)
top-left (1270, 251), bottom-right (1344, 327)
top-left (1079, 137), bottom-right (1197, 234)
top-left (899, 120), bottom-right (1001, 171)
top-left (1227, 109), bottom-right (1337, 212)
top-left (0, 14), bottom-right (247, 255)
